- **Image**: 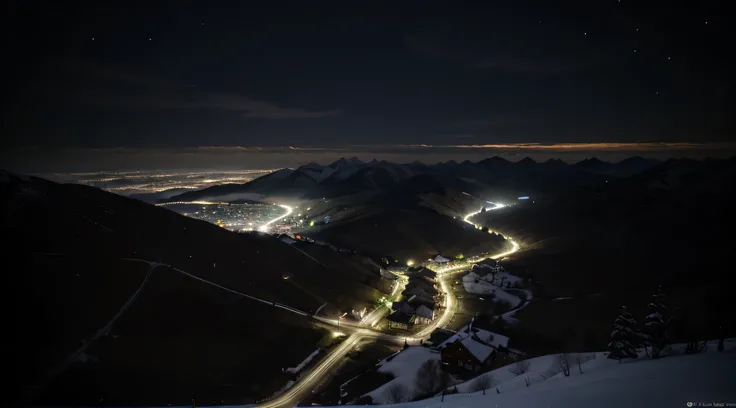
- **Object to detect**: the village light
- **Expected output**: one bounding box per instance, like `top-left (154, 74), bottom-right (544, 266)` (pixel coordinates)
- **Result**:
top-left (406, 260), bottom-right (414, 266)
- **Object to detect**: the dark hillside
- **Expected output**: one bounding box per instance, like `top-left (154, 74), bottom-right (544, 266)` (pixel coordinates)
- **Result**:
top-left (474, 158), bottom-right (736, 351)
top-left (0, 173), bottom-right (384, 404)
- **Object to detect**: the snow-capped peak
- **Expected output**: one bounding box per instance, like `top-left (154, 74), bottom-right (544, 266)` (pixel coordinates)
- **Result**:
top-left (326, 157), bottom-right (366, 180)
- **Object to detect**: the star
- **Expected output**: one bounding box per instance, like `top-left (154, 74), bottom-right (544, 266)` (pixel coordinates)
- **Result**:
top-left (91, 37), bottom-right (95, 41)
top-left (633, 49), bottom-right (637, 53)
top-left (148, 37), bottom-right (152, 41)
top-left (705, 21), bottom-right (708, 24)
top-left (538, 20), bottom-right (542, 24)
top-left (636, 28), bottom-right (639, 32)
top-left (667, 56), bottom-right (671, 60)
top-left (584, 32), bottom-right (587, 36)
top-left (656, 91), bottom-right (659, 95)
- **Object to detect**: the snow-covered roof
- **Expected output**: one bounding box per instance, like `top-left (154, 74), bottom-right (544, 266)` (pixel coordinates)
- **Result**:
top-left (407, 295), bottom-right (435, 309)
top-left (460, 336), bottom-right (495, 363)
top-left (462, 272), bottom-right (479, 282)
top-left (434, 255), bottom-right (450, 263)
top-left (437, 324), bottom-right (510, 351)
top-left (473, 329), bottom-right (510, 349)
top-left (403, 285), bottom-right (436, 298)
top-left (415, 305), bottom-right (434, 319)
top-left (388, 311), bottom-right (412, 324)
top-left (406, 279), bottom-right (437, 294)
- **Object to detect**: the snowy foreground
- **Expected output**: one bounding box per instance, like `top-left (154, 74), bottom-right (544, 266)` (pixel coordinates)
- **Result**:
top-left (364, 347), bottom-right (444, 404)
top-left (360, 340), bottom-right (736, 408)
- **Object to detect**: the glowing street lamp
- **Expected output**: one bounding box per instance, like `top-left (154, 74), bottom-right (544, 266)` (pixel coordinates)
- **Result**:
top-left (406, 260), bottom-right (414, 267)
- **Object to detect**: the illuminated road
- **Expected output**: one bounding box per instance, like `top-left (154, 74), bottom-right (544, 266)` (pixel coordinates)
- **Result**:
top-left (155, 200), bottom-right (294, 233)
top-left (360, 276), bottom-right (407, 327)
top-left (462, 201), bottom-right (519, 260)
top-left (259, 204), bottom-right (293, 232)
top-left (259, 208), bottom-right (521, 408)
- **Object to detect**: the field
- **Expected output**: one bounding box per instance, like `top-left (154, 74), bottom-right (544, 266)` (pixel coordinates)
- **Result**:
top-left (34, 266), bottom-right (326, 406)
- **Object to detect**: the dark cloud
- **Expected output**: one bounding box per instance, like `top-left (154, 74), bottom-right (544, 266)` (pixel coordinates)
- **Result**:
top-left (60, 59), bottom-right (341, 119)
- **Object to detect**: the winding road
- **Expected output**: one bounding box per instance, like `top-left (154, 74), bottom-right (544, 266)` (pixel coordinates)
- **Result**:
top-left (32, 201), bottom-right (517, 407)
top-left (258, 207), bottom-right (520, 408)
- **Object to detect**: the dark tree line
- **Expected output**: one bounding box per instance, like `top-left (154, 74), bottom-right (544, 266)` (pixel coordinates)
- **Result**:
top-left (607, 285), bottom-right (724, 362)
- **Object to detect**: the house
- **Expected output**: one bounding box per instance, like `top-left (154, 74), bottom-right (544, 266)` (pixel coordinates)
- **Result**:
top-left (387, 311), bottom-right (411, 330)
top-left (379, 268), bottom-right (399, 281)
top-left (441, 337), bottom-right (496, 373)
top-left (390, 295), bottom-right (438, 326)
top-left (437, 323), bottom-right (511, 373)
top-left (406, 294), bottom-right (435, 308)
top-left (391, 301), bottom-right (415, 316)
top-left (413, 304), bottom-right (435, 324)
top-left (387, 265), bottom-right (408, 274)
top-left (433, 255), bottom-right (451, 264)
top-left (403, 285), bottom-right (436, 300)
top-left (411, 268), bottom-right (437, 282)
top-left (406, 266), bottom-right (424, 274)
top-left (406, 278), bottom-right (438, 294)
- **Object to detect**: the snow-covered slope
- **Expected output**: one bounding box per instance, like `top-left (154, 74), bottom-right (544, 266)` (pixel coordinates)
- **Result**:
top-left (324, 157), bottom-right (366, 181)
top-left (364, 347), bottom-right (452, 404)
top-left (296, 162), bottom-right (336, 183)
top-left (461, 270), bottom-right (522, 308)
top-left (379, 341), bottom-right (736, 408)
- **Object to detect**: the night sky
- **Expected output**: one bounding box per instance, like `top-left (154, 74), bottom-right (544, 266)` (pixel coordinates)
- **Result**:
top-left (3, 0), bottom-right (734, 171)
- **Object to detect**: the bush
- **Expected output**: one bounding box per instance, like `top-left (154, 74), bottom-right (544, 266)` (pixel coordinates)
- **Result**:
top-left (556, 353), bottom-right (571, 377)
top-left (468, 373), bottom-right (494, 393)
top-left (508, 357), bottom-right (530, 376)
top-left (414, 360), bottom-right (452, 398)
top-left (385, 383), bottom-right (410, 404)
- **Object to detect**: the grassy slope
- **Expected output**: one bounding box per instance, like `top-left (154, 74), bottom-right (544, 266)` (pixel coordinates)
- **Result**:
top-left (1, 175), bottom-right (386, 404)
top-left (286, 242), bottom-right (393, 312)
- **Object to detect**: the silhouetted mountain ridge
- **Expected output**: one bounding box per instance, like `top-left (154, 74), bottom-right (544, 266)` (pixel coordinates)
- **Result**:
top-left (169, 156), bottom-right (663, 202)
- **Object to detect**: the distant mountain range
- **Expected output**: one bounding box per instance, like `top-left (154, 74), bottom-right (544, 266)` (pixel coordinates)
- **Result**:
top-left (169, 156), bottom-right (663, 202)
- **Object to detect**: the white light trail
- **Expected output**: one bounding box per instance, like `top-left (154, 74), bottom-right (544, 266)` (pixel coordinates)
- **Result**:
top-left (258, 205), bottom-right (293, 232)
top-left (259, 204), bottom-right (521, 408)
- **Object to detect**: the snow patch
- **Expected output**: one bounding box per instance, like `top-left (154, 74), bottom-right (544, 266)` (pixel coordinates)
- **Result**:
top-left (366, 346), bottom-right (445, 404)
top-left (380, 340), bottom-right (736, 408)
top-left (462, 273), bottom-right (521, 308)
top-left (286, 349), bottom-right (322, 374)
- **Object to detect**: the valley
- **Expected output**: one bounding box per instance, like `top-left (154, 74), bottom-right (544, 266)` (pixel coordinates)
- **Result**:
top-left (4, 155), bottom-right (735, 407)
